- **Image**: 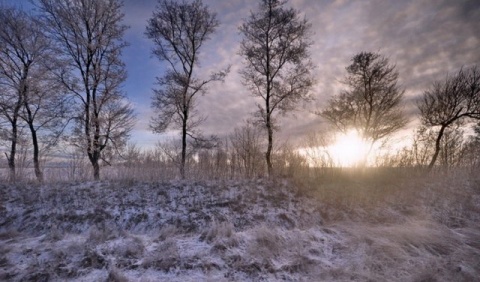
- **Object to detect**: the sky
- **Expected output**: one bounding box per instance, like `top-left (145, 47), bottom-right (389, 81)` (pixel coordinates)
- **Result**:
top-left (3, 0), bottom-right (480, 149)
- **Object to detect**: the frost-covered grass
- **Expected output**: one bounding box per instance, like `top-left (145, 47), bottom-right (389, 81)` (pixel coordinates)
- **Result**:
top-left (0, 170), bottom-right (479, 281)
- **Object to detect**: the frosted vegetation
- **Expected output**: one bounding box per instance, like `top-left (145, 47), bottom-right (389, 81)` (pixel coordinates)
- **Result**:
top-left (1, 169), bottom-right (479, 281)
top-left (0, 0), bottom-right (479, 280)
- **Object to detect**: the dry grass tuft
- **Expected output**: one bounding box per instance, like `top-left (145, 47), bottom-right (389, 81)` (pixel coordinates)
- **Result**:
top-left (42, 226), bottom-right (64, 242)
top-left (142, 238), bottom-right (180, 271)
top-left (247, 225), bottom-right (285, 259)
top-left (86, 225), bottom-right (121, 245)
top-left (201, 221), bottom-right (235, 243)
top-left (0, 229), bottom-right (20, 241)
top-left (106, 266), bottom-right (129, 282)
top-left (112, 236), bottom-right (145, 259)
top-left (157, 224), bottom-right (181, 242)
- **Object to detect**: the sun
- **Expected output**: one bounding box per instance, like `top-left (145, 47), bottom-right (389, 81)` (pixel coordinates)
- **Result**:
top-left (328, 130), bottom-right (370, 167)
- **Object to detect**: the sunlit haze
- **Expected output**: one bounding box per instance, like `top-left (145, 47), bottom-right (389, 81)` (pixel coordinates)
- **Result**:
top-left (329, 130), bottom-right (371, 167)
top-left (297, 130), bottom-right (375, 167)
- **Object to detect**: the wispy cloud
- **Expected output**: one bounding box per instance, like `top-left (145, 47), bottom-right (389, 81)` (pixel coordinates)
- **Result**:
top-left (100, 0), bottom-right (480, 145)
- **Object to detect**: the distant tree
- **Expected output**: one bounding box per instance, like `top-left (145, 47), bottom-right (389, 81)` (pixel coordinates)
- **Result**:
top-left (230, 122), bottom-right (264, 178)
top-left (461, 122), bottom-right (480, 167)
top-left (321, 51), bottom-right (408, 162)
top-left (418, 65), bottom-right (480, 170)
top-left (146, 0), bottom-right (228, 179)
top-left (439, 125), bottom-right (466, 167)
top-left (239, 0), bottom-right (314, 176)
top-left (411, 126), bottom-right (436, 167)
top-left (38, 0), bottom-right (135, 180)
top-left (300, 132), bottom-right (335, 168)
top-left (196, 144), bottom-right (228, 179)
top-left (0, 7), bottom-right (69, 182)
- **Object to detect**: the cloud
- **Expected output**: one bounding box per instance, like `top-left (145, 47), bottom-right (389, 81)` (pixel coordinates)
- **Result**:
top-left (121, 0), bottom-right (480, 147)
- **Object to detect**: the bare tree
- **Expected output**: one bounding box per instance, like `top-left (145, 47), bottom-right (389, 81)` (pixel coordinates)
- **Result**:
top-left (230, 122), bottom-right (264, 178)
top-left (411, 126), bottom-right (436, 167)
top-left (0, 7), bottom-right (29, 181)
top-left (321, 51), bottom-right (408, 162)
top-left (195, 144), bottom-right (228, 179)
top-left (38, 0), bottom-right (135, 180)
top-left (0, 88), bottom-right (23, 181)
top-left (146, 0), bottom-right (228, 179)
top-left (0, 7), bottom-right (69, 182)
top-left (21, 68), bottom-right (70, 182)
top-left (239, 0), bottom-right (314, 176)
top-left (300, 132), bottom-right (335, 168)
top-left (414, 123), bottom-right (467, 169)
top-left (439, 125), bottom-right (466, 168)
top-left (461, 122), bottom-right (480, 168)
top-left (418, 65), bottom-right (480, 170)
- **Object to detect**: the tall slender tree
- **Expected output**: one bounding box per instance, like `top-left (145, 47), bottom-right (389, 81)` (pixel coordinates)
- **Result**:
top-left (0, 7), bottom-right (33, 182)
top-left (38, 0), bottom-right (135, 180)
top-left (0, 7), bottom-right (69, 182)
top-left (146, 0), bottom-right (227, 179)
top-left (239, 0), bottom-right (314, 177)
top-left (0, 7), bottom-right (23, 181)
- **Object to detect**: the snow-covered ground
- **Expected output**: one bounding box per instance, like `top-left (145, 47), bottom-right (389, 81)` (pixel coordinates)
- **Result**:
top-left (1, 172), bottom-right (479, 281)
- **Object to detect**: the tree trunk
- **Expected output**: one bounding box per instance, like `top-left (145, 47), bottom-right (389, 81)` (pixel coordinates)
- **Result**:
top-left (30, 125), bottom-right (43, 182)
top-left (25, 101), bottom-right (43, 182)
top-left (87, 150), bottom-right (101, 181)
top-left (266, 116), bottom-right (273, 177)
top-left (91, 157), bottom-right (100, 180)
top-left (7, 123), bottom-right (17, 182)
top-left (428, 125), bottom-right (447, 170)
top-left (181, 114), bottom-right (187, 179)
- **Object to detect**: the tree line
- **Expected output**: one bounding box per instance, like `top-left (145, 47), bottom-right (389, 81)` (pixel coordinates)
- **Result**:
top-left (0, 0), bottom-right (479, 182)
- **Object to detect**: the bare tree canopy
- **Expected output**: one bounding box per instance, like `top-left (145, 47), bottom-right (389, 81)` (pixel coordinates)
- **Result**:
top-left (321, 51), bottom-right (407, 158)
top-left (0, 6), bottom-right (69, 182)
top-left (0, 7), bottom-right (27, 181)
top-left (37, 0), bottom-right (135, 180)
top-left (146, 0), bottom-right (227, 179)
top-left (239, 0), bottom-right (314, 176)
top-left (418, 65), bottom-right (480, 169)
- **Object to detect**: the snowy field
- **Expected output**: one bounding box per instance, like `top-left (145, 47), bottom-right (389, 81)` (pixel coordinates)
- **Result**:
top-left (1, 170), bottom-right (479, 281)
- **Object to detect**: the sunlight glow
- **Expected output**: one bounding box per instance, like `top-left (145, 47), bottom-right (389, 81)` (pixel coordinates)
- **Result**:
top-left (296, 130), bottom-right (373, 167)
top-left (329, 130), bottom-right (370, 167)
